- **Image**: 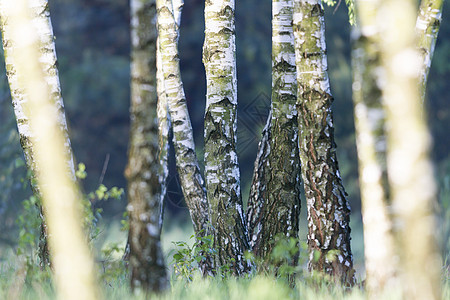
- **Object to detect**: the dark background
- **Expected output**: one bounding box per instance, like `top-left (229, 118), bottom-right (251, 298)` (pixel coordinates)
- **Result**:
top-left (0, 0), bottom-right (448, 274)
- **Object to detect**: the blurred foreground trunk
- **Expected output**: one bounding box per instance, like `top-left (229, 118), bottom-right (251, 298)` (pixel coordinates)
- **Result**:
top-left (0, 0), bottom-right (76, 268)
top-left (246, 0), bottom-right (301, 270)
top-left (351, 1), bottom-right (397, 295)
top-left (378, 0), bottom-right (442, 297)
top-left (203, 0), bottom-right (250, 275)
top-left (125, 0), bottom-right (169, 292)
top-left (293, 0), bottom-right (355, 285)
top-left (0, 0), bottom-right (98, 298)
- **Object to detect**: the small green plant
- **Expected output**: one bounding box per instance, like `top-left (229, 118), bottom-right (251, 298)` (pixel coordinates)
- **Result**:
top-left (170, 231), bottom-right (215, 282)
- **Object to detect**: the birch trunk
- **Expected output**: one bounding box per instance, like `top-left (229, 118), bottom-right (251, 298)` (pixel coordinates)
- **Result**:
top-left (203, 0), bottom-right (250, 275)
top-left (0, 1), bottom-right (98, 298)
top-left (293, 0), bottom-right (355, 284)
top-left (351, 1), bottom-right (397, 294)
top-left (246, 0), bottom-right (301, 268)
top-left (378, 0), bottom-right (441, 297)
top-left (416, 0), bottom-right (444, 100)
top-left (0, 0), bottom-right (76, 268)
top-left (125, 0), bottom-right (168, 291)
top-left (157, 0), bottom-right (213, 274)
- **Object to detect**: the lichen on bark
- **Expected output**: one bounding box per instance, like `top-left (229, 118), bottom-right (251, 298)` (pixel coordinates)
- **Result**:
top-left (293, 0), bottom-right (355, 285)
top-left (203, 0), bottom-right (250, 275)
top-left (246, 0), bottom-right (301, 270)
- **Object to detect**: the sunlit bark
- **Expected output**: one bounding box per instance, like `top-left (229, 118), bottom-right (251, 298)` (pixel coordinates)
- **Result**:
top-left (0, 0), bottom-right (98, 298)
top-left (246, 0), bottom-right (301, 269)
top-left (351, 1), bottom-right (397, 294)
top-left (378, 0), bottom-right (442, 297)
top-left (203, 0), bottom-right (250, 275)
top-left (0, 0), bottom-right (76, 268)
top-left (293, 0), bottom-right (355, 285)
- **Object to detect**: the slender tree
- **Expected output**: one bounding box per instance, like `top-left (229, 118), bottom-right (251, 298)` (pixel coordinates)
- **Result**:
top-left (0, 0), bottom-right (76, 267)
top-left (203, 0), bottom-right (250, 275)
top-left (157, 0), bottom-right (213, 274)
top-left (0, 0), bottom-right (98, 298)
top-left (293, 0), bottom-right (355, 284)
top-left (246, 0), bottom-right (301, 268)
top-left (352, 0), bottom-right (444, 294)
top-left (125, 0), bottom-right (168, 291)
top-left (378, 0), bottom-right (442, 297)
top-left (351, 1), bottom-right (397, 294)
top-left (416, 0), bottom-right (444, 100)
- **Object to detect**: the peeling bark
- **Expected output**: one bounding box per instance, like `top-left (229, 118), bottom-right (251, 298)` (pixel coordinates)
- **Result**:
top-left (246, 0), bottom-right (301, 269)
top-left (203, 0), bottom-right (250, 275)
top-left (157, 0), bottom-right (213, 274)
top-left (293, 0), bottom-right (355, 285)
top-left (416, 0), bottom-right (444, 100)
top-left (0, 0), bottom-right (76, 268)
top-left (351, 2), bottom-right (397, 293)
top-left (125, 0), bottom-right (168, 292)
top-left (378, 0), bottom-right (441, 297)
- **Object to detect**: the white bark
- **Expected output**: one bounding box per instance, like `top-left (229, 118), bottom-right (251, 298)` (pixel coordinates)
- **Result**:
top-left (0, 1), bottom-right (98, 298)
top-left (203, 0), bottom-right (250, 274)
top-left (378, 0), bottom-right (441, 297)
top-left (352, 0), bottom-right (397, 294)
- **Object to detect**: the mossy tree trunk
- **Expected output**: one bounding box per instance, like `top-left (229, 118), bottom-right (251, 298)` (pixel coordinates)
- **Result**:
top-left (351, 1), bottom-right (397, 295)
top-left (0, 0), bottom-right (98, 298)
top-left (157, 0), bottom-right (213, 274)
top-left (292, 0), bottom-right (355, 285)
top-left (246, 0), bottom-right (301, 269)
top-left (203, 0), bottom-right (250, 275)
top-left (416, 0), bottom-right (444, 100)
top-left (125, 0), bottom-right (168, 292)
top-left (378, 0), bottom-right (442, 298)
top-left (0, 0), bottom-right (76, 268)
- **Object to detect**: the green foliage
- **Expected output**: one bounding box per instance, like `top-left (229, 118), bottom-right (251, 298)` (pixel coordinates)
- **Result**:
top-left (170, 232), bottom-right (215, 282)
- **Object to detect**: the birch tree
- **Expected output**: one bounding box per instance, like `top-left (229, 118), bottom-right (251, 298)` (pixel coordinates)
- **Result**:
top-left (203, 0), bottom-right (250, 275)
top-left (157, 0), bottom-right (213, 274)
top-left (0, 0), bottom-right (98, 298)
top-left (378, 0), bottom-right (442, 297)
top-left (246, 0), bottom-right (301, 268)
top-left (125, 0), bottom-right (168, 291)
top-left (293, 0), bottom-right (355, 284)
top-left (351, 1), bottom-right (397, 294)
top-left (0, 0), bottom-right (76, 267)
top-left (416, 0), bottom-right (444, 100)
top-left (352, 0), bottom-right (444, 294)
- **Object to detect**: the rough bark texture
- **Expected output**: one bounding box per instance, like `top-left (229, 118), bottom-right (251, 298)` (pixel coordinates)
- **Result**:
top-left (0, 0), bottom-right (76, 268)
top-left (378, 0), bottom-right (442, 298)
top-left (416, 0), bottom-right (444, 100)
top-left (203, 0), bottom-right (250, 275)
top-left (351, 2), bottom-right (397, 295)
top-left (293, 0), bottom-right (355, 285)
top-left (0, 1), bottom-right (98, 298)
top-left (157, 0), bottom-right (213, 274)
top-left (246, 0), bottom-right (301, 268)
top-left (125, 0), bottom-right (168, 292)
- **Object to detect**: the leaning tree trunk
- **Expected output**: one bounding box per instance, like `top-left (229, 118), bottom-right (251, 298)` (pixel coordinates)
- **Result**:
top-left (0, 1), bottom-right (98, 299)
top-left (156, 0), bottom-right (213, 275)
top-left (246, 0), bottom-right (301, 269)
top-left (292, 0), bottom-right (355, 285)
top-left (351, 0), bottom-right (397, 295)
top-left (203, 0), bottom-right (250, 275)
top-left (416, 0), bottom-right (444, 101)
top-left (125, 0), bottom-right (168, 292)
top-left (378, 0), bottom-right (442, 298)
top-left (0, 0), bottom-right (76, 268)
